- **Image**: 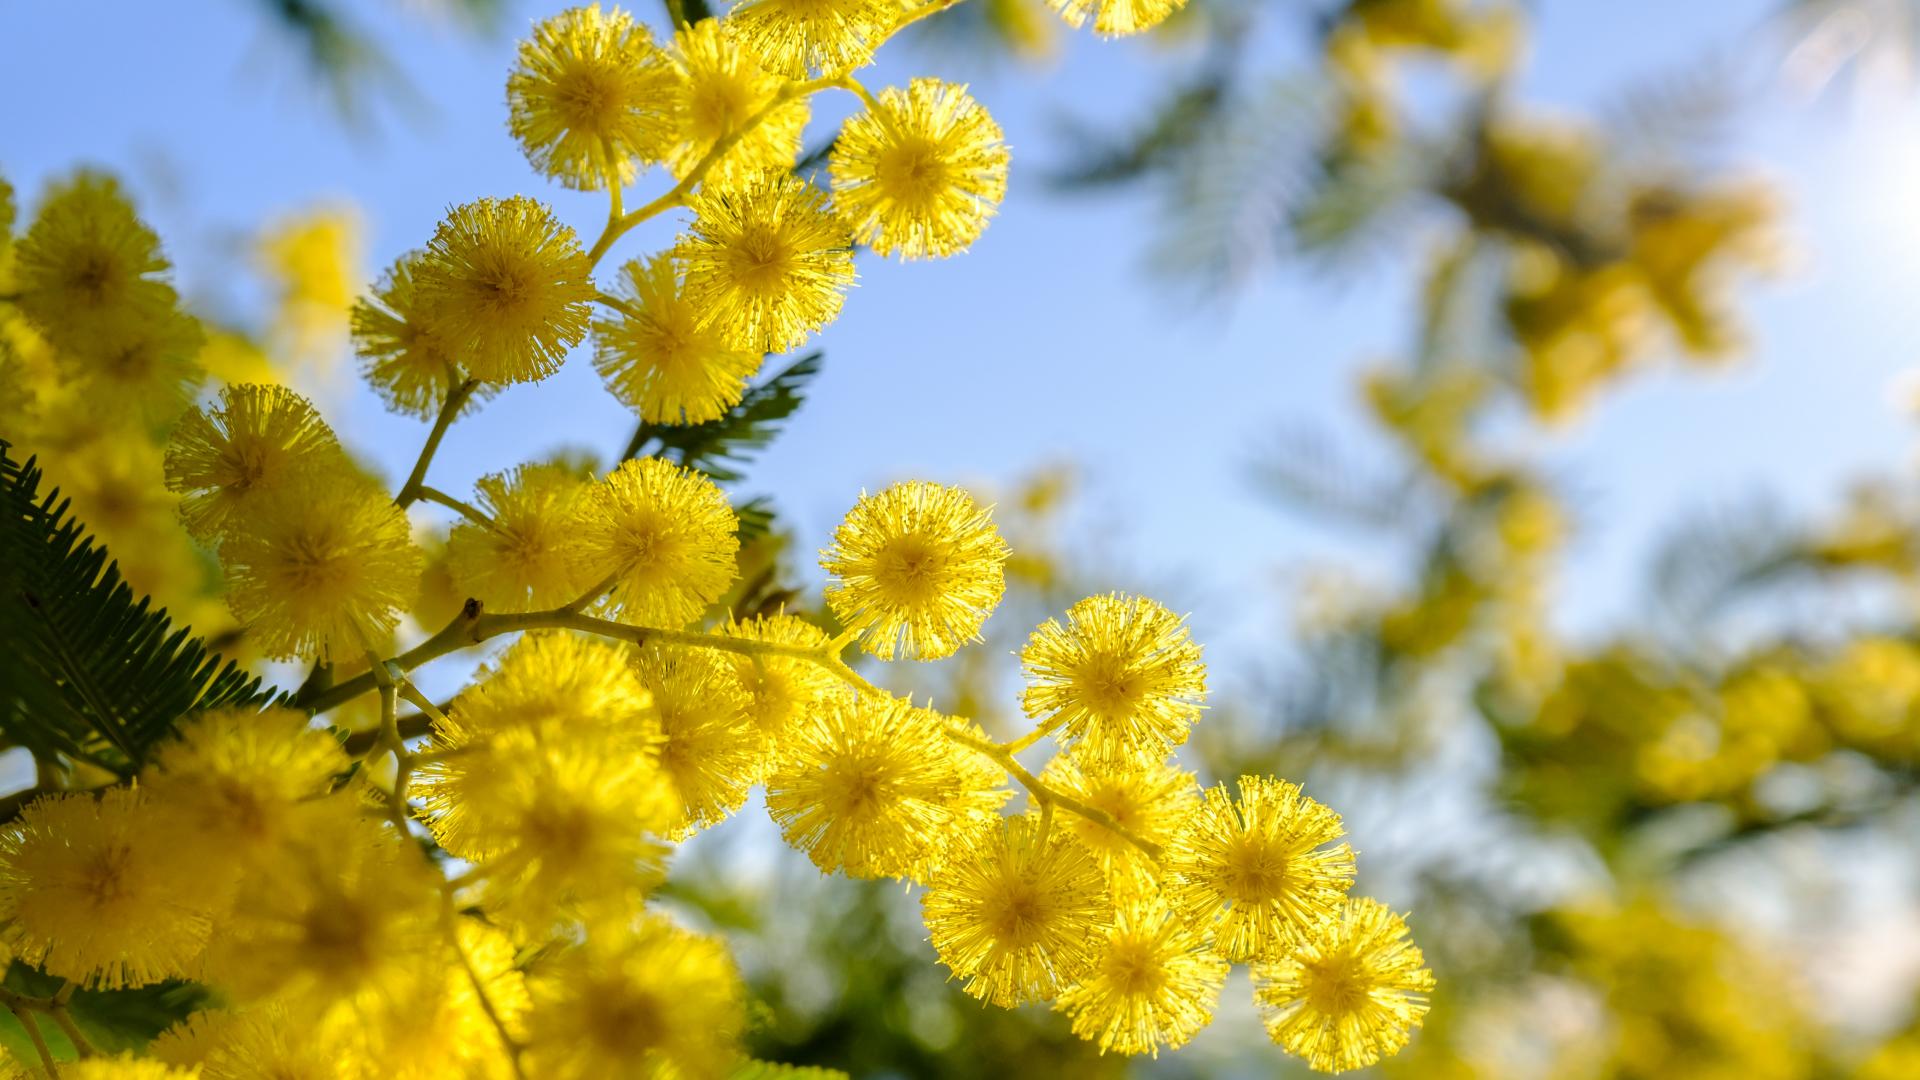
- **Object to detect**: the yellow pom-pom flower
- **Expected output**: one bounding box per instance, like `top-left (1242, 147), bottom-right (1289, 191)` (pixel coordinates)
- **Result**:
top-left (506, 3), bottom-right (675, 190)
top-left (351, 251), bottom-right (475, 419)
top-left (718, 612), bottom-right (842, 742)
top-left (221, 478), bottom-right (422, 661)
top-left (77, 306), bottom-right (207, 432)
top-left (523, 916), bottom-right (745, 1080)
top-left (0, 789), bottom-right (216, 989)
top-left (203, 806), bottom-right (444, 1014)
top-left (445, 463), bottom-right (593, 612)
top-left (151, 1005), bottom-right (357, 1080)
top-left (59, 1058), bottom-right (198, 1080)
top-left (576, 456), bottom-right (739, 625)
top-left (593, 253), bottom-right (765, 424)
top-left (416, 196), bottom-right (594, 385)
top-left (1020, 592), bottom-right (1207, 766)
top-left (12, 172), bottom-right (176, 356)
top-left (725, 0), bottom-right (900, 77)
top-left (257, 205), bottom-right (361, 365)
top-left (821, 480), bottom-right (1010, 660)
top-left (677, 170), bottom-right (855, 353)
top-left (143, 706), bottom-right (348, 856)
top-left (353, 919), bottom-right (529, 1079)
top-left (921, 814), bottom-right (1111, 1007)
top-left (766, 692), bottom-right (1004, 879)
top-left (1163, 776), bottom-right (1356, 963)
top-left (1251, 897), bottom-right (1435, 1073)
top-left (831, 78), bottom-right (1009, 259)
top-left (1041, 752), bottom-right (1199, 894)
top-left (666, 18), bottom-right (811, 185)
top-left (164, 383), bottom-right (347, 542)
top-left (1055, 896), bottom-right (1229, 1056)
top-left (1046, 0), bottom-right (1185, 35)
top-left (634, 644), bottom-right (759, 837)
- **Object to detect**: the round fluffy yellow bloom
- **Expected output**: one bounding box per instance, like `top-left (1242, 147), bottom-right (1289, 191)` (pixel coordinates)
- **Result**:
top-left (445, 463), bottom-right (593, 612)
top-left (1252, 897), bottom-right (1435, 1073)
top-left (1163, 776), bottom-right (1356, 963)
top-left (60, 1058), bottom-right (198, 1080)
top-left (508, 4), bottom-right (675, 190)
top-left (258, 205), bottom-right (361, 364)
top-left (831, 79), bottom-right (1009, 259)
top-left (79, 306), bottom-right (207, 431)
top-left (415, 196), bottom-right (594, 384)
top-left (203, 805), bottom-right (443, 1014)
top-left (1020, 593), bottom-right (1207, 766)
top-left (576, 456), bottom-right (740, 626)
top-left (1046, 0), bottom-right (1184, 35)
top-left (415, 633), bottom-right (666, 855)
top-left (766, 692), bottom-right (1004, 879)
top-left (922, 814), bottom-right (1111, 1007)
top-left (164, 383), bottom-right (347, 541)
top-left (666, 19), bottom-right (811, 184)
top-left (524, 916), bottom-right (745, 1080)
top-left (143, 706), bottom-right (348, 856)
top-left (12, 172), bottom-right (176, 356)
top-left (152, 1005), bottom-right (357, 1080)
top-left (593, 253), bottom-right (764, 424)
top-left (677, 170), bottom-right (855, 353)
top-left (635, 644), bottom-right (759, 837)
top-left (351, 251), bottom-right (477, 419)
top-left (355, 919), bottom-right (529, 1080)
top-left (1042, 753), bottom-right (1199, 894)
top-left (821, 480), bottom-right (1010, 660)
top-left (1055, 896), bottom-right (1229, 1056)
top-left (725, 0), bottom-right (899, 77)
top-left (221, 478), bottom-right (422, 660)
top-left (0, 789), bottom-right (216, 988)
top-left (718, 612), bottom-right (842, 742)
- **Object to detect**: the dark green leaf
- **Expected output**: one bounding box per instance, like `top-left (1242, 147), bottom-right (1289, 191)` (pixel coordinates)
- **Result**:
top-left (625, 352), bottom-right (822, 484)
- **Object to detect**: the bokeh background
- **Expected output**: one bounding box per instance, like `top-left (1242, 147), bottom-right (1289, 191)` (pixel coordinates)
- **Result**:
top-left (6, 0), bottom-right (1920, 1076)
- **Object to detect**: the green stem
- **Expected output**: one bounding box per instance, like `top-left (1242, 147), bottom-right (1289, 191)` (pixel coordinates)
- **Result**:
top-left (9, 1005), bottom-right (55, 1078)
top-left (414, 485), bottom-right (495, 529)
top-left (395, 379), bottom-right (480, 508)
top-left (943, 728), bottom-right (1164, 860)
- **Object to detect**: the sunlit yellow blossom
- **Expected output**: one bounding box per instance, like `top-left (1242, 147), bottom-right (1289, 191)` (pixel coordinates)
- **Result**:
top-left (164, 383), bottom-right (348, 541)
top-left (1021, 593), bottom-right (1207, 766)
top-left (0, 789), bottom-right (215, 988)
top-left (221, 478), bottom-right (422, 660)
top-left (634, 644), bottom-right (759, 837)
top-left (258, 205), bottom-right (361, 364)
top-left (725, 0), bottom-right (898, 77)
top-left (204, 805), bottom-right (443, 1014)
top-left (576, 456), bottom-right (739, 625)
top-left (414, 633), bottom-right (666, 858)
top-left (593, 253), bottom-right (764, 423)
top-left (144, 706), bottom-right (348, 857)
top-left (507, 4), bottom-right (675, 190)
top-left (1041, 753), bottom-right (1199, 893)
top-left (358, 919), bottom-right (528, 1080)
top-left (678, 169), bottom-right (855, 353)
top-left (152, 1005), bottom-right (356, 1080)
top-left (416, 196), bottom-right (594, 384)
top-left (78, 306), bottom-right (207, 430)
top-left (1045, 0), bottom-right (1184, 35)
top-left (822, 480), bottom-right (1010, 660)
top-left (12, 172), bottom-right (176, 356)
top-left (445, 463), bottom-right (593, 611)
top-left (666, 19), bottom-right (810, 184)
top-left (1163, 775), bottom-right (1356, 963)
top-left (767, 692), bottom-right (1001, 879)
top-left (718, 612), bottom-right (841, 742)
top-left (922, 814), bottom-right (1111, 1006)
top-left (831, 78), bottom-right (1009, 259)
top-left (351, 251), bottom-right (475, 418)
top-left (524, 916), bottom-right (745, 1080)
top-left (1056, 896), bottom-right (1228, 1056)
top-left (1252, 897), bottom-right (1434, 1073)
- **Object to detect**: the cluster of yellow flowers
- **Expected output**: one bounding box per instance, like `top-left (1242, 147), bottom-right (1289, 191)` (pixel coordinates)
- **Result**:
top-left (0, 1), bottom-right (1435, 1075)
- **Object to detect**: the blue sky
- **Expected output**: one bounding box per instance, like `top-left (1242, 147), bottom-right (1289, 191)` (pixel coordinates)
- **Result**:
top-left (5, 0), bottom-right (1918, 683)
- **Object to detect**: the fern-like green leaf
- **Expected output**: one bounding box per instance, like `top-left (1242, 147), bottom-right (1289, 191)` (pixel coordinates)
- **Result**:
top-left (0, 443), bottom-right (277, 773)
top-left (625, 352), bottom-right (822, 483)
